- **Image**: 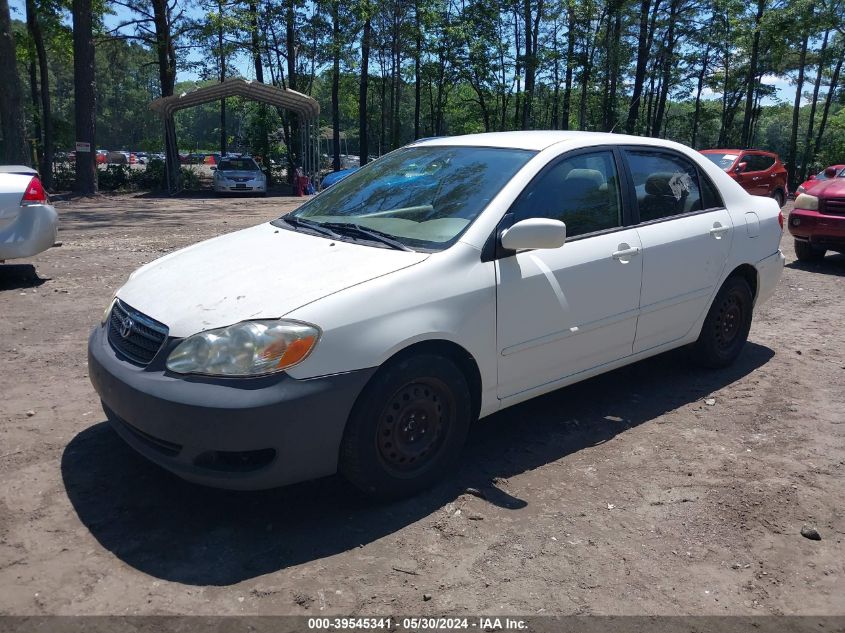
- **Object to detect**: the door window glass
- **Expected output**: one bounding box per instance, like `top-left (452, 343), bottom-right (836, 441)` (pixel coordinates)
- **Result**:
top-left (511, 151), bottom-right (622, 237)
top-left (624, 150), bottom-right (703, 221)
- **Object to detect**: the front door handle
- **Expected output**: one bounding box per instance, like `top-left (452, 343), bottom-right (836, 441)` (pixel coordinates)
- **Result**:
top-left (709, 223), bottom-right (730, 239)
top-left (611, 245), bottom-right (641, 261)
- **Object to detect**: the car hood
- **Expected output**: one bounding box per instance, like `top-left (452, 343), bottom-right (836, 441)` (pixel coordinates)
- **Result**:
top-left (116, 222), bottom-right (429, 337)
top-left (811, 178), bottom-right (845, 198)
top-left (216, 170), bottom-right (263, 179)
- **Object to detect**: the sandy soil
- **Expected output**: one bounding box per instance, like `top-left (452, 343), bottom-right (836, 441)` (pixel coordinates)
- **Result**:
top-left (0, 194), bottom-right (842, 616)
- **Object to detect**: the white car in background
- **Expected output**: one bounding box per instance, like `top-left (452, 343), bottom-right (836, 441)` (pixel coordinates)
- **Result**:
top-left (212, 156), bottom-right (267, 195)
top-left (89, 131), bottom-right (784, 499)
top-left (0, 166), bottom-right (58, 262)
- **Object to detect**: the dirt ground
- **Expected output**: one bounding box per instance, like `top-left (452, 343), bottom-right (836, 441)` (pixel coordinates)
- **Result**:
top-left (0, 193), bottom-right (842, 617)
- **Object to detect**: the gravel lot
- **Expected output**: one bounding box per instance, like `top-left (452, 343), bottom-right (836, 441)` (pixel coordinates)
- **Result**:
top-left (0, 194), bottom-right (842, 616)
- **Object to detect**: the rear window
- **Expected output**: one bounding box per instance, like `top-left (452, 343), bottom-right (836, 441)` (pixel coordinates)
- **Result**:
top-left (219, 158), bottom-right (259, 171)
top-left (703, 153), bottom-right (738, 170)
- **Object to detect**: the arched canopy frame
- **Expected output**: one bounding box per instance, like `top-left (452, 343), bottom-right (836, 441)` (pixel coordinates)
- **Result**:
top-left (149, 78), bottom-right (322, 191)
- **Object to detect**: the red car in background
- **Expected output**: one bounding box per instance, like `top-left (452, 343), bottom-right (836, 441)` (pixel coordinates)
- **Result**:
top-left (788, 167), bottom-right (845, 261)
top-left (796, 164), bottom-right (845, 195)
top-left (700, 149), bottom-right (788, 207)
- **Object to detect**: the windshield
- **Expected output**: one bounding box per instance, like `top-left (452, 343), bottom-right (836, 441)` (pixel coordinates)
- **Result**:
top-left (277, 145), bottom-right (535, 251)
top-left (702, 153), bottom-right (739, 170)
top-left (219, 158), bottom-right (259, 171)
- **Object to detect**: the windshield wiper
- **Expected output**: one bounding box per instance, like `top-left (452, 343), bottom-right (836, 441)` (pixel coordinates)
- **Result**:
top-left (321, 222), bottom-right (413, 252)
top-left (281, 215), bottom-right (339, 238)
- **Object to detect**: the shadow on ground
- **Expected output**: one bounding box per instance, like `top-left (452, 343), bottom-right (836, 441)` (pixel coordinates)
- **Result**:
top-left (0, 264), bottom-right (48, 291)
top-left (786, 252), bottom-right (845, 277)
top-left (62, 342), bottom-right (774, 586)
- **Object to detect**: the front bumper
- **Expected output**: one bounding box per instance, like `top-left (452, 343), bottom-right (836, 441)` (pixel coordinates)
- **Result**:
top-left (0, 203), bottom-right (58, 260)
top-left (87, 324), bottom-right (376, 490)
top-left (214, 181), bottom-right (266, 193)
top-left (788, 208), bottom-right (845, 250)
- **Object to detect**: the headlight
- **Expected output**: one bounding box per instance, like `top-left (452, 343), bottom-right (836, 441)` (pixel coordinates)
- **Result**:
top-left (166, 320), bottom-right (320, 377)
top-left (794, 193), bottom-right (819, 211)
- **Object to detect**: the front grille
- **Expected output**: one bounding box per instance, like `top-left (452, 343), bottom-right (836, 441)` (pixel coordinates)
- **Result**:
top-left (821, 197), bottom-right (845, 215)
top-left (107, 299), bottom-right (169, 365)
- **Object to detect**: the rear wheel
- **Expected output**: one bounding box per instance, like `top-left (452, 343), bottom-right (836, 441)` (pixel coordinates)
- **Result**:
top-left (772, 189), bottom-right (785, 208)
top-left (339, 354), bottom-right (472, 499)
top-left (794, 239), bottom-right (826, 262)
top-left (692, 276), bottom-right (753, 369)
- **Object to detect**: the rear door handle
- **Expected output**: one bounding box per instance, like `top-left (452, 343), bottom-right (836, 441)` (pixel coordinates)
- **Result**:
top-left (709, 223), bottom-right (730, 239)
top-left (611, 246), bottom-right (641, 261)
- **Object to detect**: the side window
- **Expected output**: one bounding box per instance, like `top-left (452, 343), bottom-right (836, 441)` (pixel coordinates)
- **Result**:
top-left (699, 171), bottom-right (725, 210)
top-left (755, 155), bottom-right (775, 171)
top-left (624, 149), bottom-right (703, 222)
top-left (511, 151), bottom-right (622, 238)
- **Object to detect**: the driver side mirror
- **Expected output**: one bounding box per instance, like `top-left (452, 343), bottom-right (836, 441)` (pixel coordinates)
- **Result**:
top-left (734, 162), bottom-right (748, 174)
top-left (500, 218), bottom-right (567, 251)
top-left (824, 166), bottom-right (837, 178)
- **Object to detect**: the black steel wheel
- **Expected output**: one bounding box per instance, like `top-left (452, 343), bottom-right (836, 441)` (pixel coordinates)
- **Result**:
top-left (340, 354), bottom-right (472, 499)
top-left (692, 276), bottom-right (753, 369)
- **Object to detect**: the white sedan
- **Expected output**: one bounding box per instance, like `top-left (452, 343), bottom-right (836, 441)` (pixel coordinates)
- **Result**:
top-left (0, 167), bottom-right (58, 262)
top-left (212, 156), bottom-right (267, 195)
top-left (88, 131), bottom-right (784, 498)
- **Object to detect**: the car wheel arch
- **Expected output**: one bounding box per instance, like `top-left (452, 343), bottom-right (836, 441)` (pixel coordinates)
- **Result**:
top-left (359, 338), bottom-right (483, 424)
top-left (726, 263), bottom-right (759, 304)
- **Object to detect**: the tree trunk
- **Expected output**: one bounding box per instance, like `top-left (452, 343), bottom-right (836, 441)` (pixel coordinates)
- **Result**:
top-left (151, 0), bottom-right (179, 190)
top-left (652, 0), bottom-right (680, 137)
top-left (414, 0), bottom-right (421, 139)
top-left (799, 29), bottom-right (829, 183)
top-left (26, 0), bottom-right (52, 188)
top-left (359, 13), bottom-right (370, 165)
top-left (690, 42), bottom-right (710, 148)
top-left (0, 0), bottom-right (31, 166)
top-left (248, 0), bottom-right (269, 165)
top-left (625, 0), bottom-right (653, 134)
top-left (813, 51), bottom-right (842, 158)
top-left (786, 32), bottom-right (809, 190)
top-left (331, 0), bottom-right (340, 171)
top-left (740, 0), bottom-right (765, 147)
top-left (72, 0), bottom-right (96, 193)
top-left (561, 0), bottom-right (575, 130)
top-left (218, 0), bottom-right (226, 157)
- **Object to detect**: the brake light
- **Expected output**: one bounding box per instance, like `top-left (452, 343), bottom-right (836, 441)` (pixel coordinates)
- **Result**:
top-left (778, 211), bottom-right (784, 231)
top-left (21, 176), bottom-right (48, 205)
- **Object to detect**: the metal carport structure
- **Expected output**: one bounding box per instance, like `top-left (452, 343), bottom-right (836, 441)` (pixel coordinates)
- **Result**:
top-left (149, 78), bottom-right (321, 192)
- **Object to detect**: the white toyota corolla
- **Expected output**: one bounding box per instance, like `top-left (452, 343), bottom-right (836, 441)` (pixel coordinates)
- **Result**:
top-left (89, 131), bottom-right (784, 498)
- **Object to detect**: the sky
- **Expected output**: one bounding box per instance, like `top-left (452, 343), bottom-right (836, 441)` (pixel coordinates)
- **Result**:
top-left (9, 0), bottom-right (798, 106)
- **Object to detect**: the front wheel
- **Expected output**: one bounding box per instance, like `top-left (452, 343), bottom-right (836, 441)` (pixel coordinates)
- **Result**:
top-left (339, 354), bottom-right (472, 499)
top-left (692, 276), bottom-right (753, 369)
top-left (794, 239), bottom-right (826, 262)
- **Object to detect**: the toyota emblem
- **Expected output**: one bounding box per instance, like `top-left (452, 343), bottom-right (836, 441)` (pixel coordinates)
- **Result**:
top-left (120, 317), bottom-right (134, 339)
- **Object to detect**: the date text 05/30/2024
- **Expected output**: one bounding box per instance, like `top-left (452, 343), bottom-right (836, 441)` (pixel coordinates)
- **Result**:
top-left (307, 617), bottom-right (528, 630)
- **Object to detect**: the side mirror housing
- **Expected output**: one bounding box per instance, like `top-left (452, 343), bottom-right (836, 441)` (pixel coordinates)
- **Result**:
top-left (500, 218), bottom-right (567, 251)
top-left (824, 166), bottom-right (837, 178)
top-left (808, 174), bottom-right (816, 180)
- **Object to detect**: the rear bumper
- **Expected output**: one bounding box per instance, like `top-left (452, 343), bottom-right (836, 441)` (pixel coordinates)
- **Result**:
top-left (787, 208), bottom-right (845, 250)
top-left (87, 324), bottom-right (376, 490)
top-left (0, 203), bottom-right (58, 260)
top-left (755, 249), bottom-right (785, 307)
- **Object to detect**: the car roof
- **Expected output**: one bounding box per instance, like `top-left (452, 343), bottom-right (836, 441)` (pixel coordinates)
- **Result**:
top-left (411, 130), bottom-right (696, 152)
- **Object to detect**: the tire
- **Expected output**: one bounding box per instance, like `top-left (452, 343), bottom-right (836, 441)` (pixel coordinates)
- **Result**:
top-left (339, 354), bottom-right (472, 499)
top-left (794, 239), bottom-right (826, 262)
top-left (772, 189), bottom-right (785, 208)
top-left (692, 276), bottom-right (754, 369)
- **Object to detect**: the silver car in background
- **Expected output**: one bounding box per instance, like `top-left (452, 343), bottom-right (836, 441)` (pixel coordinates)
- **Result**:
top-left (212, 157), bottom-right (267, 195)
top-left (0, 166), bottom-right (58, 262)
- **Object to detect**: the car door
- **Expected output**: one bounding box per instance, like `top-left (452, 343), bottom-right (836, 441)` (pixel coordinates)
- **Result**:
top-left (621, 147), bottom-right (733, 354)
top-left (743, 154), bottom-right (772, 196)
top-left (495, 148), bottom-right (643, 399)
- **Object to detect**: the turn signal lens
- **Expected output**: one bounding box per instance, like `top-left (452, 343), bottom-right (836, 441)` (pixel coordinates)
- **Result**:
top-left (778, 211), bottom-right (784, 231)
